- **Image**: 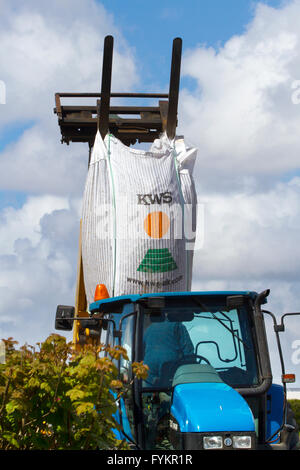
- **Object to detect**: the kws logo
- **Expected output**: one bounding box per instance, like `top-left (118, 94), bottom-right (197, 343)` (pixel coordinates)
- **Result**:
top-left (137, 191), bottom-right (172, 205)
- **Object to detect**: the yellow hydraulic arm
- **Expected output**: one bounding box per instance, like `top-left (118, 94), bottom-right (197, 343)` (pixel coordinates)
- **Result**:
top-left (73, 221), bottom-right (100, 351)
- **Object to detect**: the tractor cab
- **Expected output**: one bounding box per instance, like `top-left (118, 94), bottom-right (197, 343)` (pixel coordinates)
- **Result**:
top-left (83, 289), bottom-right (299, 450)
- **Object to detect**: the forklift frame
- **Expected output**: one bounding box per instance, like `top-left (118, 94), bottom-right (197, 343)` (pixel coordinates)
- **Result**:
top-left (54, 36), bottom-right (182, 149)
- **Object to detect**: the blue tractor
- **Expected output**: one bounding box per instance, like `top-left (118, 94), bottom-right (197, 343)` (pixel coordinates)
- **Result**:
top-left (53, 36), bottom-right (300, 450)
top-left (55, 288), bottom-right (300, 450)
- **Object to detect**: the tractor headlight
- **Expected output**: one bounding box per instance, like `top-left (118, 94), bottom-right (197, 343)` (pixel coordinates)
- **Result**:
top-left (232, 435), bottom-right (252, 449)
top-left (203, 436), bottom-right (223, 449)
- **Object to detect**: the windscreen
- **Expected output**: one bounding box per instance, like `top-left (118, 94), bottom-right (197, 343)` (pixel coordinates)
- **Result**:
top-left (141, 296), bottom-right (259, 389)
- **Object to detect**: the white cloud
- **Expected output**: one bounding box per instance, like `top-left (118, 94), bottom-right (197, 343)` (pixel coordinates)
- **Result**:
top-left (0, 195), bottom-right (80, 346)
top-left (0, 195), bottom-right (69, 254)
top-left (180, 0), bottom-right (300, 184)
top-left (193, 177), bottom-right (300, 282)
top-left (0, 0), bottom-right (138, 126)
top-left (0, 0), bottom-right (139, 196)
top-left (0, 122), bottom-right (88, 195)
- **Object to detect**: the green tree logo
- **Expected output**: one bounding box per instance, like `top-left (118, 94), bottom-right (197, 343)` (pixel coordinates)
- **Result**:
top-left (137, 248), bottom-right (177, 273)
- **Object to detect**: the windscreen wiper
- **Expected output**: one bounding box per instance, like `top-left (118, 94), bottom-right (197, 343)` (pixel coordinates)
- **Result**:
top-left (192, 298), bottom-right (249, 350)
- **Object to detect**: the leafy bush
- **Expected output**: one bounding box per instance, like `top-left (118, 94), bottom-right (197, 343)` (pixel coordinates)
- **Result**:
top-left (288, 399), bottom-right (300, 430)
top-left (0, 334), bottom-right (148, 450)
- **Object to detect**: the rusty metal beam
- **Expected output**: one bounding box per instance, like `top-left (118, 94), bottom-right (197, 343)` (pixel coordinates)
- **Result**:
top-left (55, 92), bottom-right (169, 98)
top-left (166, 37), bottom-right (182, 140)
top-left (98, 35), bottom-right (114, 139)
top-left (60, 118), bottom-right (163, 128)
top-left (159, 100), bottom-right (168, 132)
top-left (55, 105), bottom-right (161, 114)
top-left (55, 93), bottom-right (62, 118)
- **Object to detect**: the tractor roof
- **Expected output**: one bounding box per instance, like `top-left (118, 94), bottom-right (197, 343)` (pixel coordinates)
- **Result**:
top-left (89, 290), bottom-right (260, 314)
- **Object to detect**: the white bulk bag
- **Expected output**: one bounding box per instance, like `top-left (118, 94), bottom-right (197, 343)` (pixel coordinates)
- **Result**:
top-left (81, 131), bottom-right (197, 306)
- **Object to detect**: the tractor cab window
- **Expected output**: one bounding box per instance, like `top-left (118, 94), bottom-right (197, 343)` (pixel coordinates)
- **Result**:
top-left (141, 298), bottom-right (258, 389)
top-left (142, 312), bottom-right (195, 388)
top-left (140, 296), bottom-right (259, 449)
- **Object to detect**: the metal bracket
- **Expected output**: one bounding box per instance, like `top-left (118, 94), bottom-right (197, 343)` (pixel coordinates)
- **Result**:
top-left (54, 36), bottom-right (182, 148)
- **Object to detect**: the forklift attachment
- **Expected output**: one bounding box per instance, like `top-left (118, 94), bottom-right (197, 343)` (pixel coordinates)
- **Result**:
top-left (54, 36), bottom-right (182, 150)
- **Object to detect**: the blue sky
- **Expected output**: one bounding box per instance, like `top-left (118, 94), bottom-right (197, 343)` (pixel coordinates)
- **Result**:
top-left (97, 0), bottom-right (285, 89)
top-left (1, 0), bottom-right (300, 388)
top-left (0, 121), bottom-right (35, 210)
top-left (98, 0), bottom-right (282, 78)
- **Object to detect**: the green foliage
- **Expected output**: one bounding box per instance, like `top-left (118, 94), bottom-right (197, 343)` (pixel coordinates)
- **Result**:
top-left (288, 399), bottom-right (300, 429)
top-left (0, 334), bottom-right (148, 450)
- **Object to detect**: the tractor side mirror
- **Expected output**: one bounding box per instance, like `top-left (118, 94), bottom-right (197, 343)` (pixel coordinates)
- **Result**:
top-left (276, 312), bottom-right (300, 332)
top-left (55, 305), bottom-right (75, 331)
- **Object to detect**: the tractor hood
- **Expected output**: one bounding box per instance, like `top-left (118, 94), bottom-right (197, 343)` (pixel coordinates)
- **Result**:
top-left (170, 366), bottom-right (255, 433)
